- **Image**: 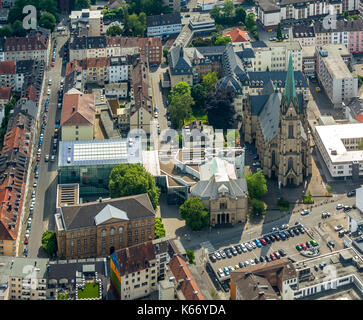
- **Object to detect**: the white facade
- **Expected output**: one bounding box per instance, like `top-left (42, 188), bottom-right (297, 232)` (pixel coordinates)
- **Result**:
top-left (315, 123), bottom-right (363, 178)
top-left (108, 64), bottom-right (128, 83)
top-left (70, 9), bottom-right (104, 36)
top-left (147, 23), bottom-right (182, 38)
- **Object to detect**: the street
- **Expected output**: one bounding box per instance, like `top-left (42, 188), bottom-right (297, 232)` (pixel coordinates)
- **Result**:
top-left (19, 27), bottom-right (69, 259)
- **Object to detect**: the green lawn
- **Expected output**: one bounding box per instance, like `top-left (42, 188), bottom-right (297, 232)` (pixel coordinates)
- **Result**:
top-left (77, 282), bottom-right (100, 299)
top-left (57, 292), bottom-right (69, 300)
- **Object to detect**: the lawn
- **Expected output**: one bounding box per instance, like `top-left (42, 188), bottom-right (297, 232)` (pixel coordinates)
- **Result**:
top-left (57, 292), bottom-right (69, 300)
top-left (184, 108), bottom-right (208, 126)
top-left (77, 282), bottom-right (100, 299)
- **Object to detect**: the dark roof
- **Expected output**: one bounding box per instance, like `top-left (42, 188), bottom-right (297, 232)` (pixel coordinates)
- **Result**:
top-left (250, 95), bottom-right (269, 115)
top-left (314, 19), bottom-right (363, 33)
top-left (247, 70), bottom-right (308, 88)
top-left (258, 0), bottom-right (280, 13)
top-left (70, 36), bottom-right (107, 50)
top-left (60, 193), bottom-right (155, 230)
top-left (251, 41), bottom-right (267, 48)
top-left (222, 44), bottom-right (246, 78)
top-left (48, 259), bottom-right (108, 282)
top-left (194, 46), bottom-right (226, 56)
top-left (113, 241), bottom-right (156, 276)
top-left (236, 48), bottom-right (255, 59)
top-left (292, 25), bottom-right (315, 38)
top-left (169, 45), bottom-right (193, 75)
top-left (216, 75), bottom-right (243, 93)
top-left (146, 12), bottom-right (181, 28)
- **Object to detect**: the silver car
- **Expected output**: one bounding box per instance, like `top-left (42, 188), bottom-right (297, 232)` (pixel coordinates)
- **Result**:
top-left (240, 243), bottom-right (247, 252)
top-left (249, 241), bottom-right (256, 249)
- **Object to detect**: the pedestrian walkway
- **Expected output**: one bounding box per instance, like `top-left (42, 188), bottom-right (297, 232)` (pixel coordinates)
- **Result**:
top-left (200, 241), bottom-right (215, 254)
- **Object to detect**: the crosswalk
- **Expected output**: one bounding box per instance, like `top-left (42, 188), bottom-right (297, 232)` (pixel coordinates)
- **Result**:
top-left (200, 241), bottom-right (216, 254)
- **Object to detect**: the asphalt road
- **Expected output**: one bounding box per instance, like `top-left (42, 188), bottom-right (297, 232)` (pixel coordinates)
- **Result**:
top-left (20, 31), bottom-right (69, 259)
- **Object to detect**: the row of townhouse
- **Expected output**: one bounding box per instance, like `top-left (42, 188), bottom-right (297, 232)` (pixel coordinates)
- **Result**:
top-left (257, 0), bottom-right (359, 29)
top-left (290, 19), bottom-right (363, 54)
top-left (69, 36), bottom-right (162, 66)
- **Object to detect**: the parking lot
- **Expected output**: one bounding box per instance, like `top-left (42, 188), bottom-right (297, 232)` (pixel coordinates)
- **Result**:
top-left (208, 224), bottom-right (317, 284)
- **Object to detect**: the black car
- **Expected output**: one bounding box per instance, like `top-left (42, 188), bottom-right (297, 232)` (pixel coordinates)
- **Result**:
top-left (293, 228), bottom-right (300, 236)
top-left (254, 257), bottom-right (260, 264)
top-left (260, 256), bottom-right (265, 263)
top-left (283, 231), bottom-right (290, 238)
top-left (239, 261), bottom-right (244, 268)
top-left (343, 206), bottom-right (352, 212)
top-left (264, 236), bottom-right (271, 244)
top-left (209, 255), bottom-right (216, 262)
top-left (270, 234), bottom-right (276, 242)
top-left (235, 245), bottom-right (242, 254)
top-left (306, 241), bottom-right (312, 249)
top-left (298, 227), bottom-right (305, 234)
top-left (266, 255), bottom-right (272, 262)
top-left (225, 249), bottom-right (232, 258)
top-left (278, 249), bottom-right (286, 257)
top-left (274, 233), bottom-right (281, 241)
top-left (289, 229), bottom-right (295, 237)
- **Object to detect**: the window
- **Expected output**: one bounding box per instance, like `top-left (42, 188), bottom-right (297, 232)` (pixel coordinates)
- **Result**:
top-left (102, 229), bottom-right (106, 237)
top-left (110, 228), bottom-right (115, 236)
top-left (119, 227), bottom-right (123, 234)
top-left (220, 202), bottom-right (227, 209)
top-left (288, 125), bottom-right (294, 139)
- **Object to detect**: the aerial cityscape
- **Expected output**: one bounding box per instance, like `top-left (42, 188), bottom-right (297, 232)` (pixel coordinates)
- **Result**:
top-left (0, 0), bottom-right (362, 304)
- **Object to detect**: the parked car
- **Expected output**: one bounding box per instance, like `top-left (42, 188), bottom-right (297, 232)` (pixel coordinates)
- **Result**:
top-left (301, 209), bottom-right (309, 216)
top-left (218, 268), bottom-right (224, 277)
top-left (322, 212), bottom-right (331, 219)
top-left (274, 233), bottom-right (281, 241)
top-left (215, 252), bottom-right (221, 260)
top-left (281, 224), bottom-right (289, 230)
top-left (235, 245), bottom-right (242, 254)
top-left (23, 248), bottom-right (28, 257)
top-left (250, 259), bottom-right (255, 265)
top-left (209, 255), bottom-right (216, 262)
top-left (270, 253), bottom-right (276, 261)
top-left (254, 239), bottom-right (262, 248)
top-left (347, 190), bottom-right (356, 197)
top-left (296, 244), bottom-right (303, 251)
top-left (293, 228), bottom-right (300, 236)
top-left (240, 243), bottom-right (247, 252)
top-left (24, 236), bottom-right (29, 245)
top-left (265, 255), bottom-right (272, 262)
top-left (278, 249), bottom-right (286, 257)
top-left (259, 238), bottom-right (267, 246)
top-left (225, 249), bottom-right (232, 258)
top-left (334, 225), bottom-right (343, 232)
top-left (260, 256), bottom-right (265, 263)
top-left (274, 251), bottom-right (280, 259)
top-left (45, 154), bottom-right (49, 162)
top-left (51, 155), bottom-right (55, 162)
top-left (244, 260), bottom-right (250, 267)
top-left (300, 243), bottom-right (307, 250)
top-left (298, 227), bottom-right (305, 234)
top-left (343, 205), bottom-right (352, 212)
top-left (239, 261), bottom-right (244, 268)
top-left (310, 239), bottom-right (318, 247)
top-left (279, 232), bottom-right (286, 240)
top-left (288, 229), bottom-right (295, 237)
top-left (228, 266), bottom-right (234, 272)
top-left (249, 241), bottom-right (256, 249)
top-left (306, 241), bottom-right (312, 249)
top-left (328, 241), bottom-right (335, 248)
top-left (223, 267), bottom-right (230, 276)
top-left (254, 258), bottom-right (260, 264)
top-left (336, 204), bottom-right (344, 210)
top-left (231, 247), bottom-right (238, 256)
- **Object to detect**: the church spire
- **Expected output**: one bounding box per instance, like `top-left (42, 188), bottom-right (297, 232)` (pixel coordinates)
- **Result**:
top-left (281, 53), bottom-right (299, 113)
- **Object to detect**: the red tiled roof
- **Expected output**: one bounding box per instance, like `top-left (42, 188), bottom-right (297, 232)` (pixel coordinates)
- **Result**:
top-left (115, 241), bottom-right (156, 276)
top-left (24, 85), bottom-right (37, 102)
top-left (1, 126), bottom-right (31, 155)
top-left (5, 33), bottom-right (47, 52)
top-left (0, 61), bottom-right (16, 74)
top-left (61, 92), bottom-right (95, 126)
top-left (65, 60), bottom-right (83, 76)
top-left (224, 28), bottom-right (249, 42)
top-left (355, 114), bottom-right (363, 123)
top-left (168, 255), bottom-right (204, 300)
top-left (83, 57), bottom-right (109, 69)
top-left (0, 87), bottom-right (11, 100)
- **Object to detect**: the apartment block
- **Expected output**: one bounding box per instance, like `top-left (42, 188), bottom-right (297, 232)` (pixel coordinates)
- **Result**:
top-left (316, 44), bottom-right (357, 104)
top-left (70, 9), bottom-right (104, 37)
top-left (146, 13), bottom-right (182, 38)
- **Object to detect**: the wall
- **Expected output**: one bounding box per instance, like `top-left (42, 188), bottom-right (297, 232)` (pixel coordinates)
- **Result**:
top-left (61, 125), bottom-right (93, 141)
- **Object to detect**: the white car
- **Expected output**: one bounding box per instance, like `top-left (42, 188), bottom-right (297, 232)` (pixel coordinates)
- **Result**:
top-left (33, 181), bottom-right (37, 188)
top-left (244, 260), bottom-right (250, 267)
top-left (154, 112), bottom-right (158, 118)
top-left (47, 88), bottom-right (51, 95)
top-left (25, 230), bottom-right (30, 236)
top-left (215, 252), bottom-right (221, 260)
top-left (240, 244), bottom-right (247, 252)
top-left (250, 259), bottom-right (255, 265)
top-left (336, 204), bottom-right (343, 210)
top-left (48, 79), bottom-right (52, 85)
top-left (245, 242), bottom-right (252, 251)
top-left (301, 209), bottom-right (309, 216)
top-left (249, 241), bottom-right (256, 249)
top-left (334, 225), bottom-right (343, 232)
top-left (218, 268), bottom-right (224, 277)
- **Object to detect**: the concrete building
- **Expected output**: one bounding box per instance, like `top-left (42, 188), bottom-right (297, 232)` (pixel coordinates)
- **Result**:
top-left (314, 123), bottom-right (363, 179)
top-left (108, 56), bottom-right (129, 83)
top-left (163, 0), bottom-right (181, 12)
top-left (0, 86), bottom-right (11, 124)
top-left (290, 25), bottom-right (316, 47)
top-left (190, 157), bottom-right (248, 227)
top-left (110, 238), bottom-right (172, 300)
top-left (146, 13), bottom-right (182, 38)
top-left (105, 82), bottom-right (128, 99)
top-left (4, 257), bottom-right (49, 300)
top-left (301, 45), bottom-right (316, 77)
top-left (60, 90), bottom-right (96, 141)
top-left (70, 9), bottom-right (104, 37)
top-left (316, 44), bottom-right (357, 105)
top-left (230, 258), bottom-right (298, 300)
top-left (256, 0), bottom-right (281, 30)
top-left (54, 194), bottom-right (156, 260)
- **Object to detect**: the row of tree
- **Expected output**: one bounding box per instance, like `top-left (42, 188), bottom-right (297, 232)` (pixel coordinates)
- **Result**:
top-left (246, 170), bottom-right (268, 216)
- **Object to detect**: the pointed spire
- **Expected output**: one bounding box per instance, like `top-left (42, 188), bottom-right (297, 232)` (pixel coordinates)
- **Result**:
top-left (281, 53), bottom-right (299, 112)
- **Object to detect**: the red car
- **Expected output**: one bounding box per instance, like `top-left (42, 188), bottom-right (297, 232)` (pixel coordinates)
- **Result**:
top-left (51, 61), bottom-right (55, 67)
top-left (24, 237), bottom-right (28, 245)
top-left (301, 243), bottom-right (307, 250)
top-left (36, 155), bottom-right (41, 162)
top-left (259, 238), bottom-right (267, 246)
top-left (270, 253), bottom-right (276, 261)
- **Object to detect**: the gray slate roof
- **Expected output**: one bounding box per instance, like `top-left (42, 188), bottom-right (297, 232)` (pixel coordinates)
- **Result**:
top-left (94, 204), bottom-right (129, 225)
top-left (147, 12), bottom-right (181, 28)
top-left (60, 193), bottom-right (155, 230)
top-left (169, 45), bottom-right (193, 75)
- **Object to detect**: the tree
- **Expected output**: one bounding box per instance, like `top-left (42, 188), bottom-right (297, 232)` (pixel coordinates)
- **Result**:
top-left (222, 0), bottom-right (235, 19)
top-left (186, 249), bottom-right (195, 264)
top-left (40, 0), bottom-right (59, 20)
top-left (41, 230), bottom-right (57, 255)
top-left (235, 7), bottom-right (246, 24)
top-left (245, 12), bottom-right (256, 29)
top-left (214, 35), bottom-right (232, 46)
top-left (106, 25), bottom-right (123, 36)
top-left (0, 25), bottom-right (13, 37)
top-left (125, 13), bottom-right (146, 37)
top-left (169, 81), bottom-right (191, 99)
top-left (163, 48), bottom-right (169, 63)
top-left (75, 0), bottom-right (90, 9)
top-left (169, 93), bottom-right (193, 129)
top-left (246, 170), bottom-right (268, 199)
top-left (344, 10), bottom-right (349, 19)
top-left (202, 72), bottom-right (218, 93)
top-left (250, 198), bottom-right (266, 216)
top-left (11, 20), bottom-right (26, 37)
top-left (191, 83), bottom-right (207, 111)
top-left (210, 5), bottom-right (222, 21)
top-left (109, 163), bottom-right (160, 209)
top-left (180, 197), bottom-right (209, 231)
top-left (205, 88), bottom-right (235, 130)
top-left (277, 23), bottom-right (283, 40)
top-left (155, 217), bottom-right (166, 239)
top-left (39, 12), bottom-right (56, 31)
top-left (358, 141), bottom-right (363, 150)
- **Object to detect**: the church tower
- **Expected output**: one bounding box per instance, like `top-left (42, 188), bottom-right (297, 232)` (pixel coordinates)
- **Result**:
top-left (277, 54), bottom-right (310, 186)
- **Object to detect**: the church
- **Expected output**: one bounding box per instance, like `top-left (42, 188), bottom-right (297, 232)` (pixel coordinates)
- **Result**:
top-left (242, 54), bottom-right (312, 187)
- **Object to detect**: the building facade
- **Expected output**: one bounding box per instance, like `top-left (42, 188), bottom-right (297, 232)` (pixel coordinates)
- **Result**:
top-left (146, 13), bottom-right (182, 38)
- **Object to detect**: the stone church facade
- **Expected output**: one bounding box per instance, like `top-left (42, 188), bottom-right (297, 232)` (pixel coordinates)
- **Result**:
top-left (242, 54), bottom-right (312, 186)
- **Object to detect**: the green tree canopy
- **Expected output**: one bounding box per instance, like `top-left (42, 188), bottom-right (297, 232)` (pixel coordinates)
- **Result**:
top-left (75, 0), bottom-right (90, 9)
top-left (155, 217), bottom-right (166, 239)
top-left (11, 20), bottom-right (26, 37)
top-left (106, 25), bottom-right (123, 36)
top-left (235, 7), bottom-right (247, 24)
top-left (358, 141), bottom-right (363, 150)
top-left (109, 163), bottom-right (160, 209)
top-left (245, 12), bottom-right (256, 29)
top-left (180, 197), bottom-right (209, 231)
top-left (187, 249), bottom-right (195, 264)
top-left (191, 83), bottom-right (207, 111)
top-left (39, 12), bottom-right (56, 31)
top-left (169, 81), bottom-right (192, 99)
top-left (41, 230), bottom-right (57, 255)
top-left (169, 93), bottom-right (193, 129)
top-left (202, 72), bottom-right (218, 93)
top-left (246, 170), bottom-right (268, 199)
top-left (222, 0), bottom-right (235, 19)
top-left (277, 23), bottom-right (283, 40)
top-left (214, 35), bottom-right (232, 46)
top-left (0, 25), bottom-right (13, 37)
top-left (250, 198), bottom-right (266, 216)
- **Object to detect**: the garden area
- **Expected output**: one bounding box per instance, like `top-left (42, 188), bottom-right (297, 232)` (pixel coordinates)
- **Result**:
top-left (77, 282), bottom-right (100, 299)
top-left (57, 291), bottom-right (70, 300)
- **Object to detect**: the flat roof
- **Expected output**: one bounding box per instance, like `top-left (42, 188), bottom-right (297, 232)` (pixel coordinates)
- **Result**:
top-left (294, 249), bottom-right (363, 291)
top-left (302, 45), bottom-right (316, 58)
top-left (58, 138), bottom-right (142, 167)
top-left (57, 183), bottom-right (79, 208)
top-left (346, 209), bottom-right (363, 223)
top-left (315, 123), bottom-right (363, 163)
top-left (320, 45), bottom-right (354, 79)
